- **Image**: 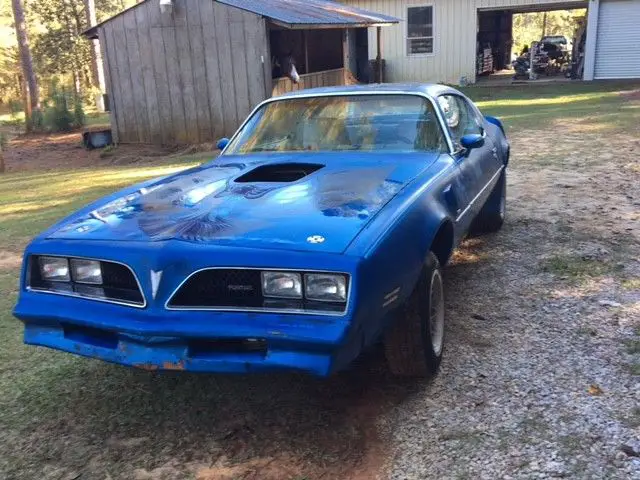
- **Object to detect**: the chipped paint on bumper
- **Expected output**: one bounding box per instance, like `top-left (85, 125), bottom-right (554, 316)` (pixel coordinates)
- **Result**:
top-left (24, 323), bottom-right (335, 375)
top-left (15, 291), bottom-right (352, 376)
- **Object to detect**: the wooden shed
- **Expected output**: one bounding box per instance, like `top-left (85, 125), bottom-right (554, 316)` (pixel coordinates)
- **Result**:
top-left (84, 0), bottom-right (398, 145)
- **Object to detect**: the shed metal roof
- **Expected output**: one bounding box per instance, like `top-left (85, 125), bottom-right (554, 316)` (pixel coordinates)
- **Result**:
top-left (217, 0), bottom-right (399, 29)
top-left (84, 0), bottom-right (398, 38)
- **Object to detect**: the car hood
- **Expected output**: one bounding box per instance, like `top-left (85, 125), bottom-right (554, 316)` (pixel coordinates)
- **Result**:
top-left (48, 152), bottom-right (438, 253)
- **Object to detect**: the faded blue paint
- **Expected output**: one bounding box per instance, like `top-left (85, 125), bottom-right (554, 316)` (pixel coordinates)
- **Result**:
top-left (14, 84), bottom-right (509, 377)
top-left (44, 152), bottom-right (431, 254)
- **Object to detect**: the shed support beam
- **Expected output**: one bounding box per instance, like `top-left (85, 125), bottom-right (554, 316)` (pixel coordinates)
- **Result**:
top-left (583, 0), bottom-right (599, 81)
top-left (303, 30), bottom-right (309, 74)
top-left (376, 26), bottom-right (382, 83)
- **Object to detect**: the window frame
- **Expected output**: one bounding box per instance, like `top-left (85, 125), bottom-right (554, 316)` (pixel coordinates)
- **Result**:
top-left (406, 4), bottom-right (436, 58)
top-left (222, 92), bottom-right (455, 156)
top-left (437, 94), bottom-right (485, 152)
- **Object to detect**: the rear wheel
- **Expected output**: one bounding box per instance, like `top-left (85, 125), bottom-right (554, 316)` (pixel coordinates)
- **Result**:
top-left (384, 252), bottom-right (445, 378)
top-left (470, 169), bottom-right (506, 235)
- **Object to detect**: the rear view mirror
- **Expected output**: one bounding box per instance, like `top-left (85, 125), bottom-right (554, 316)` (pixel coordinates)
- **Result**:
top-left (216, 138), bottom-right (230, 151)
top-left (460, 134), bottom-right (484, 150)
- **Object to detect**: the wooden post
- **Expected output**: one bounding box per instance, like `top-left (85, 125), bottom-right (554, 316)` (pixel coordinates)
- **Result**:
top-left (303, 30), bottom-right (309, 74)
top-left (530, 42), bottom-right (536, 80)
top-left (0, 139), bottom-right (5, 174)
top-left (376, 26), bottom-right (382, 83)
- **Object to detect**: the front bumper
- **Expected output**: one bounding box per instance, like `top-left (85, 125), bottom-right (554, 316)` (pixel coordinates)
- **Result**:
top-left (14, 292), bottom-right (355, 377)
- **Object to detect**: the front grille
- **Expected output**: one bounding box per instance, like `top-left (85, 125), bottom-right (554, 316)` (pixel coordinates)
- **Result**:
top-left (168, 269), bottom-right (348, 314)
top-left (170, 269), bottom-right (263, 308)
top-left (28, 256), bottom-right (145, 307)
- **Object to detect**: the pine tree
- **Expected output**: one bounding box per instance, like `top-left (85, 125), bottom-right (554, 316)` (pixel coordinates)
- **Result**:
top-left (11, 0), bottom-right (41, 130)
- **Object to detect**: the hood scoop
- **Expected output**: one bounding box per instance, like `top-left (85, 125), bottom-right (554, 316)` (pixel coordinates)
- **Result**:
top-left (235, 163), bottom-right (324, 183)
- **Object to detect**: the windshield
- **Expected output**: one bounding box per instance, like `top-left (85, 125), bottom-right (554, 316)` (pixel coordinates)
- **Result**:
top-left (225, 94), bottom-right (448, 154)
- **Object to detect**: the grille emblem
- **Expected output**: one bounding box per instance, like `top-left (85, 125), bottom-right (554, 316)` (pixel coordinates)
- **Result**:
top-left (228, 284), bottom-right (254, 292)
top-left (307, 235), bottom-right (325, 244)
top-left (150, 270), bottom-right (163, 299)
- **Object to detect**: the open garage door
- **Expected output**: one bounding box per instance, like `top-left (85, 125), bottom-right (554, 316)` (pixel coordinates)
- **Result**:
top-left (594, 0), bottom-right (640, 79)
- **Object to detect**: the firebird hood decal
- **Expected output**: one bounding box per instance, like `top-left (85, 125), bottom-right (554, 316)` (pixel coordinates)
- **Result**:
top-left (48, 152), bottom-right (438, 253)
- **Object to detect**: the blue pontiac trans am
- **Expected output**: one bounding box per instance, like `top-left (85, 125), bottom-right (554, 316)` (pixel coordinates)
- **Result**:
top-left (14, 84), bottom-right (509, 377)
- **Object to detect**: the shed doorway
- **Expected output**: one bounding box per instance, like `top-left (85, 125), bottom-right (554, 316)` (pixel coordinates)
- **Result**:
top-left (269, 25), bottom-right (372, 96)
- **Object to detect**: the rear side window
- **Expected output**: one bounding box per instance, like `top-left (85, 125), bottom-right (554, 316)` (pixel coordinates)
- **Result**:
top-left (438, 95), bottom-right (483, 148)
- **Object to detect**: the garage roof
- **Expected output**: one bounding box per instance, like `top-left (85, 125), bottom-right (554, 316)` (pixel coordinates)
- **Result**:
top-left (84, 0), bottom-right (398, 38)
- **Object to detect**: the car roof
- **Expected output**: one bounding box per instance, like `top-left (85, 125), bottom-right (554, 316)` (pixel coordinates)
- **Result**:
top-left (274, 83), bottom-right (462, 100)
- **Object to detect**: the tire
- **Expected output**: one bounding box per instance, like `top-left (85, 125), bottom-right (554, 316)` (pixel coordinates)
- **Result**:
top-left (384, 252), bottom-right (445, 378)
top-left (470, 169), bottom-right (506, 235)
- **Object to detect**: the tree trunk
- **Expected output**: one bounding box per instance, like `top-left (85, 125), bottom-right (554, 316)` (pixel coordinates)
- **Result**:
top-left (84, 0), bottom-right (106, 111)
top-left (11, 0), bottom-right (40, 131)
top-left (0, 141), bottom-right (5, 174)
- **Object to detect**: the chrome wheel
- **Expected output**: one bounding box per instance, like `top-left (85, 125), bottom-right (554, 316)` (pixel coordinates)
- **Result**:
top-left (429, 269), bottom-right (445, 356)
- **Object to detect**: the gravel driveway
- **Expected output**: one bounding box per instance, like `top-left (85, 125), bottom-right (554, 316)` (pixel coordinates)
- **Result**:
top-left (385, 127), bottom-right (640, 479)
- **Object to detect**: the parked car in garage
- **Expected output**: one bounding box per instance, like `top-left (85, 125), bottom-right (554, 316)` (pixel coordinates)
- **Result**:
top-left (14, 84), bottom-right (509, 378)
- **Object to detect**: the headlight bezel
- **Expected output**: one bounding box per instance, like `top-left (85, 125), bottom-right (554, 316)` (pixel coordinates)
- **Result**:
top-left (260, 269), bottom-right (350, 307)
top-left (70, 258), bottom-right (103, 285)
top-left (261, 271), bottom-right (303, 299)
top-left (27, 254), bottom-right (146, 308)
top-left (39, 256), bottom-right (71, 282)
top-left (304, 273), bottom-right (348, 303)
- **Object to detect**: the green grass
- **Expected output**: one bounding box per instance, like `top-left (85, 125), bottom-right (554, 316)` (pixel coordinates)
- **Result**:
top-left (85, 111), bottom-right (111, 127)
top-left (0, 110), bottom-right (110, 129)
top-left (621, 278), bottom-right (640, 291)
top-left (625, 340), bottom-right (640, 355)
top-left (462, 80), bottom-right (640, 131)
top-left (540, 254), bottom-right (621, 281)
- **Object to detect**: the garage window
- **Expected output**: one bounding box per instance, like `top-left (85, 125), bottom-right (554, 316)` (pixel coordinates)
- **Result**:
top-left (407, 6), bottom-right (434, 55)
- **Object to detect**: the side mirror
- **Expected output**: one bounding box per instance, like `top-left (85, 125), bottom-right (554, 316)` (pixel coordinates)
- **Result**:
top-left (460, 133), bottom-right (484, 150)
top-left (216, 138), bottom-right (230, 151)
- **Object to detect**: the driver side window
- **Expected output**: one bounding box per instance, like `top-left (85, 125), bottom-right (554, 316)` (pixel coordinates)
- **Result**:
top-left (438, 95), bottom-right (483, 149)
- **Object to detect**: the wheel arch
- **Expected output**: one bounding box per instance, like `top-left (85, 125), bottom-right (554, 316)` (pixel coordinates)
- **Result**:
top-left (429, 219), bottom-right (455, 267)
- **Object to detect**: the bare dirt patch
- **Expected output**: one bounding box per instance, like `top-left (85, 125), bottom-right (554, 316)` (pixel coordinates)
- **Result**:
top-left (2, 131), bottom-right (215, 173)
top-left (0, 250), bottom-right (22, 272)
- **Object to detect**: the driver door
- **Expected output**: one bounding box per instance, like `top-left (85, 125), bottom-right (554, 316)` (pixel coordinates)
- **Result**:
top-left (438, 94), bottom-right (498, 230)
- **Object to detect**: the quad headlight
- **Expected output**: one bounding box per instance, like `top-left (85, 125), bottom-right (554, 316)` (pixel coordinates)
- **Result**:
top-left (304, 273), bottom-right (347, 302)
top-left (70, 259), bottom-right (103, 284)
top-left (39, 256), bottom-right (71, 282)
top-left (260, 271), bottom-right (348, 304)
top-left (29, 255), bottom-right (145, 307)
top-left (261, 271), bottom-right (303, 298)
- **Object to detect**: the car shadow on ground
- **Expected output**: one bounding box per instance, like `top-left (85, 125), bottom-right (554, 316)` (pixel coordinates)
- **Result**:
top-left (13, 342), bottom-right (426, 479)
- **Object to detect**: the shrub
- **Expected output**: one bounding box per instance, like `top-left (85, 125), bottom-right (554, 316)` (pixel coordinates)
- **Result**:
top-left (9, 99), bottom-right (23, 115)
top-left (43, 88), bottom-right (74, 132)
top-left (73, 97), bottom-right (86, 128)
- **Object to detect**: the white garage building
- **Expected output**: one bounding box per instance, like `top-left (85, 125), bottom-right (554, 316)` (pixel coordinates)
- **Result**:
top-left (585, 0), bottom-right (640, 79)
top-left (342, 0), bottom-right (640, 84)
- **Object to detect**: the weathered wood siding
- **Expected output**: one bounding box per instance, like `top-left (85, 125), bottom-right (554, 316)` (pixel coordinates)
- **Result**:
top-left (272, 68), bottom-right (357, 96)
top-left (343, 0), bottom-right (587, 84)
top-left (100, 0), bottom-right (270, 144)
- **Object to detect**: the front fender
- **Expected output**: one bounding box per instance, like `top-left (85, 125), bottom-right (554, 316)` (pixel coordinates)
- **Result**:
top-left (345, 158), bottom-right (459, 349)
